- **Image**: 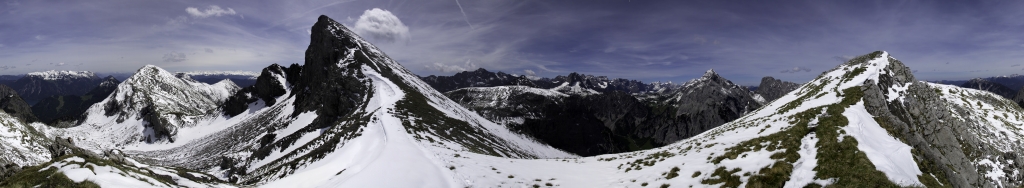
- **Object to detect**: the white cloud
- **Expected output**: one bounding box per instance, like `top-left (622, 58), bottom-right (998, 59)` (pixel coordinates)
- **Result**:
top-left (34, 35), bottom-right (44, 40)
top-left (780, 66), bottom-right (811, 73)
top-left (354, 8), bottom-right (410, 43)
top-left (186, 5), bottom-right (237, 18)
top-left (55, 62), bottom-right (66, 66)
top-left (523, 69), bottom-right (540, 80)
top-left (163, 52), bottom-right (187, 62)
top-left (426, 59), bottom-right (477, 73)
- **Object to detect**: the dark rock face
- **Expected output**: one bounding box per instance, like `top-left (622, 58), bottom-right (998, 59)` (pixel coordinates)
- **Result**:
top-left (31, 76), bottom-right (120, 125)
top-left (446, 70), bottom-right (761, 156)
top-left (290, 15), bottom-right (371, 130)
top-left (636, 70), bottom-right (763, 143)
top-left (10, 73), bottom-right (102, 105)
top-left (0, 84), bottom-right (38, 123)
top-left (754, 76), bottom-right (800, 102)
top-left (222, 64), bottom-right (299, 117)
top-left (960, 78), bottom-right (1016, 99)
top-left (1014, 86), bottom-right (1024, 108)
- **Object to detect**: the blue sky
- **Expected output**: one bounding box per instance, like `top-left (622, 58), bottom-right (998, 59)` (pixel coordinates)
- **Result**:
top-left (2, 0), bottom-right (1024, 85)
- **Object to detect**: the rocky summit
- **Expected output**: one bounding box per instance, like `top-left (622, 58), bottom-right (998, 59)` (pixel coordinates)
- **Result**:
top-left (754, 76), bottom-right (801, 102)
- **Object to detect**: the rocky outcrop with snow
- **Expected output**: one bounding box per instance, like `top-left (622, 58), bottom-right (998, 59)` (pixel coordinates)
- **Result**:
top-left (0, 85), bottom-right (37, 123)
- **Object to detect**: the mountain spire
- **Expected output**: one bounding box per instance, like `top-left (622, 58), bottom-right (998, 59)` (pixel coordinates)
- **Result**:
top-left (703, 69), bottom-right (718, 78)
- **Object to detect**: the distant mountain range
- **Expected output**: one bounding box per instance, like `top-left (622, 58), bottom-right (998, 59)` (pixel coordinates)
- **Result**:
top-left (0, 15), bottom-right (1021, 188)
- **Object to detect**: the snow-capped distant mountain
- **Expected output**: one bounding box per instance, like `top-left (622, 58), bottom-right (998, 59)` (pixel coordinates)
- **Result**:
top-left (961, 78), bottom-right (1017, 99)
top-left (420, 69), bottom-right (682, 95)
top-left (177, 71), bottom-right (259, 88)
top-left (178, 71), bottom-right (260, 79)
top-left (25, 70), bottom-right (97, 81)
top-left (10, 70), bottom-right (103, 105)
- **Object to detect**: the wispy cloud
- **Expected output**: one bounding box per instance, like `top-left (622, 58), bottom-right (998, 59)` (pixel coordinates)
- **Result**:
top-left (163, 52), bottom-right (187, 62)
top-left (186, 5), bottom-right (237, 18)
top-left (454, 0), bottom-right (474, 29)
top-left (780, 67), bottom-right (811, 73)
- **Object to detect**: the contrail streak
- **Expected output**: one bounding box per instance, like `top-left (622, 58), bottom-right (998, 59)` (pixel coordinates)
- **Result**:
top-left (455, 0), bottom-right (474, 29)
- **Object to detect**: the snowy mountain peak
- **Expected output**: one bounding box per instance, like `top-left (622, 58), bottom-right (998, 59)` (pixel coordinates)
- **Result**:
top-left (25, 70), bottom-right (98, 81)
top-left (76, 64), bottom-right (240, 144)
top-left (703, 68), bottom-right (717, 77)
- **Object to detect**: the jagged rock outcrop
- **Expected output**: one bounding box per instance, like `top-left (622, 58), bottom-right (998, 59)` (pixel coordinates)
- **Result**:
top-left (754, 76), bottom-right (800, 102)
top-left (222, 64), bottom-right (301, 117)
top-left (288, 15), bottom-right (373, 131)
top-left (961, 78), bottom-right (1016, 99)
top-left (0, 85), bottom-right (37, 123)
top-left (31, 76), bottom-right (120, 126)
top-left (846, 51), bottom-right (1023, 187)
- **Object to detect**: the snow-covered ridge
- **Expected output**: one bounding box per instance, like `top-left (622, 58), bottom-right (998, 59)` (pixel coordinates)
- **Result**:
top-left (178, 70), bottom-right (259, 79)
top-left (26, 70), bottom-right (97, 80)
